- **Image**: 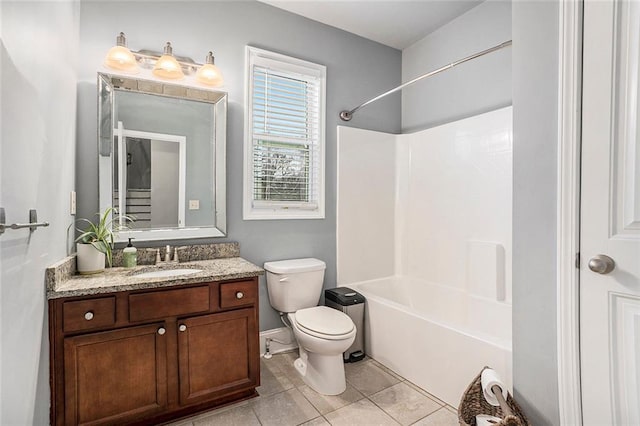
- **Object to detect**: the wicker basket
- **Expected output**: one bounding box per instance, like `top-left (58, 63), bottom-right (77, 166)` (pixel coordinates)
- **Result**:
top-left (458, 367), bottom-right (530, 426)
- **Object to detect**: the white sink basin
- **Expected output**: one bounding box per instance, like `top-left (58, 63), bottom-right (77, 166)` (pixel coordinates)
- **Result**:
top-left (134, 268), bottom-right (203, 279)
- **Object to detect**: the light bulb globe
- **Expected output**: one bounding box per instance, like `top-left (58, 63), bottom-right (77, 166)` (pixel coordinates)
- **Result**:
top-left (152, 54), bottom-right (184, 80)
top-left (196, 63), bottom-right (224, 87)
top-left (104, 45), bottom-right (138, 73)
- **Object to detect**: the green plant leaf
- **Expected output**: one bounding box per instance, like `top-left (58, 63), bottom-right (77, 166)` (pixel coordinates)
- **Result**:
top-left (73, 207), bottom-right (135, 268)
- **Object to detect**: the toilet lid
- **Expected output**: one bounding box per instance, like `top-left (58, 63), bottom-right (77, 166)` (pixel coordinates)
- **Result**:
top-left (295, 306), bottom-right (355, 336)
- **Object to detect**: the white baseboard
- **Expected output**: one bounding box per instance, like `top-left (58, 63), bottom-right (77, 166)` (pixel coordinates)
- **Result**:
top-left (259, 327), bottom-right (298, 357)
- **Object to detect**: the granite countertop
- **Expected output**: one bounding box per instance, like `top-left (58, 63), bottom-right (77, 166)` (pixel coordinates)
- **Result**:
top-left (46, 244), bottom-right (264, 299)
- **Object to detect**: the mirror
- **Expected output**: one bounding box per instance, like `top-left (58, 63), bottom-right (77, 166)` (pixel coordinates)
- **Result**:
top-left (98, 73), bottom-right (227, 242)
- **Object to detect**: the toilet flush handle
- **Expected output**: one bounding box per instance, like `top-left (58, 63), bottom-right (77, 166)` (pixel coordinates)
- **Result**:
top-left (279, 277), bottom-right (289, 282)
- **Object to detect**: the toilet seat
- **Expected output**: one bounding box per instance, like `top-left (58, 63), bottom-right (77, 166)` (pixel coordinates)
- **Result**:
top-left (292, 306), bottom-right (355, 340)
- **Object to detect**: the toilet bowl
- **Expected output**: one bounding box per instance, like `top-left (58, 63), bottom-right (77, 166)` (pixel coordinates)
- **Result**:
top-left (289, 306), bottom-right (356, 395)
top-left (264, 258), bottom-right (356, 395)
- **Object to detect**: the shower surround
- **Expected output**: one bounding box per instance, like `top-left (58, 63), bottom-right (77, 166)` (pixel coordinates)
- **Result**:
top-left (337, 107), bottom-right (513, 406)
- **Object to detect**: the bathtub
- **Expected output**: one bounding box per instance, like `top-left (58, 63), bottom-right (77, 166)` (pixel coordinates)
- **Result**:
top-left (346, 276), bottom-right (512, 407)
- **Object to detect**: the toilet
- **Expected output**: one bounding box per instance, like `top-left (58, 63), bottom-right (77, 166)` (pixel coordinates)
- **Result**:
top-left (264, 258), bottom-right (356, 395)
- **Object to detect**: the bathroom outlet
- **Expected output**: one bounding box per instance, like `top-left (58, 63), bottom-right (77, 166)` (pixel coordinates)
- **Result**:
top-left (189, 200), bottom-right (200, 210)
top-left (70, 191), bottom-right (76, 215)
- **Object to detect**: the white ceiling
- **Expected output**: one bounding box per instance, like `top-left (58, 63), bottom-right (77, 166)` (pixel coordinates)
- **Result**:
top-left (258, 0), bottom-right (484, 50)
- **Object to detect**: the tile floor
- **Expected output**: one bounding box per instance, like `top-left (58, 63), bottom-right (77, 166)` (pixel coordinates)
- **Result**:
top-left (170, 351), bottom-right (459, 426)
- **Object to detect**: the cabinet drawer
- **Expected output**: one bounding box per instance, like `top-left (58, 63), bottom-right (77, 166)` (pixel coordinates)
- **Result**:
top-left (129, 286), bottom-right (210, 322)
top-left (63, 297), bottom-right (116, 333)
top-left (220, 280), bottom-right (257, 309)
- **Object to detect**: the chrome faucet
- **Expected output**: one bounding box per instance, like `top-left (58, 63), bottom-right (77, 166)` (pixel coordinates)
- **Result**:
top-left (165, 245), bottom-right (172, 263)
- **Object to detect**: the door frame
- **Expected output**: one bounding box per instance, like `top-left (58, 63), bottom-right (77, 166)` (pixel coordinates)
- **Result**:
top-left (114, 126), bottom-right (188, 240)
top-left (556, 0), bottom-right (583, 424)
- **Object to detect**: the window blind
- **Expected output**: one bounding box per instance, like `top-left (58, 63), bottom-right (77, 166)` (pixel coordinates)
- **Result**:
top-left (250, 65), bottom-right (321, 209)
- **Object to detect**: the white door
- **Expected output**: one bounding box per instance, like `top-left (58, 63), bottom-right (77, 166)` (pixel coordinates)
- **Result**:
top-left (581, 0), bottom-right (640, 424)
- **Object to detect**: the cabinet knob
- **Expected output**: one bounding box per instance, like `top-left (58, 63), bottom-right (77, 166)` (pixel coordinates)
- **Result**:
top-left (236, 291), bottom-right (244, 299)
top-left (179, 324), bottom-right (187, 332)
top-left (84, 311), bottom-right (94, 321)
top-left (157, 327), bottom-right (166, 335)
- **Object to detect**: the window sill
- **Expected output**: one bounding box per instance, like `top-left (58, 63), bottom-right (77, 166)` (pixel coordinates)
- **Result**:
top-left (243, 208), bottom-right (325, 221)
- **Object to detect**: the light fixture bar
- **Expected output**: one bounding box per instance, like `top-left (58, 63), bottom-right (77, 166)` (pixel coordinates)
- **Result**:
top-left (103, 33), bottom-right (224, 86)
top-left (140, 47), bottom-right (197, 76)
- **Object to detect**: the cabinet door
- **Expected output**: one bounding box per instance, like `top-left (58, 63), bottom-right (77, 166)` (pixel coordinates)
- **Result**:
top-left (177, 308), bottom-right (258, 406)
top-left (64, 323), bottom-right (168, 425)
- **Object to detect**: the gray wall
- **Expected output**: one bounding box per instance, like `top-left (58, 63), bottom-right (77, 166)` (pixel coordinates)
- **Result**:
top-left (77, 1), bottom-right (402, 331)
top-left (401, 0), bottom-right (512, 132)
top-left (0, 2), bottom-right (79, 424)
top-left (512, 1), bottom-right (560, 425)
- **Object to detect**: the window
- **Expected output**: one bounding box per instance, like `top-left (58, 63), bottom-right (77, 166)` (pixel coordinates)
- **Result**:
top-left (244, 46), bottom-right (326, 220)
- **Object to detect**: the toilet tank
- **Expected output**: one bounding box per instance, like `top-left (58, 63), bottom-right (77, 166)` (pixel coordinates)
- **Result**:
top-left (264, 258), bottom-right (326, 313)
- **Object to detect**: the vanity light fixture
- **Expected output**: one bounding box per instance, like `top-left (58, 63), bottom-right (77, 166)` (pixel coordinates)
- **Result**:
top-left (196, 52), bottom-right (224, 87)
top-left (152, 42), bottom-right (185, 80)
top-left (103, 35), bottom-right (224, 86)
top-left (103, 32), bottom-right (139, 73)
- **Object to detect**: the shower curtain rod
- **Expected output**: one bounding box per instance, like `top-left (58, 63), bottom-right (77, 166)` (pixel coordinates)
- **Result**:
top-left (339, 40), bottom-right (513, 121)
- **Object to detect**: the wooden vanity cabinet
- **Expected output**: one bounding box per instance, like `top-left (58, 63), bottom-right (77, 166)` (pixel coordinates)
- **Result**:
top-left (62, 323), bottom-right (169, 425)
top-left (178, 308), bottom-right (257, 406)
top-left (49, 277), bottom-right (260, 426)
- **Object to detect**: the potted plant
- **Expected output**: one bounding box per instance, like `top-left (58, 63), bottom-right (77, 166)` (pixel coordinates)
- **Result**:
top-left (75, 207), bottom-right (132, 274)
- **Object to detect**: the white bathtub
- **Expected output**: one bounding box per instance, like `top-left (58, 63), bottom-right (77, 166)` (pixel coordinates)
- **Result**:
top-left (346, 276), bottom-right (512, 407)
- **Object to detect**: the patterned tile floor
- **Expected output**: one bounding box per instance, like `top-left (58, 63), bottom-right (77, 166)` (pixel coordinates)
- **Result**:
top-left (170, 352), bottom-right (459, 426)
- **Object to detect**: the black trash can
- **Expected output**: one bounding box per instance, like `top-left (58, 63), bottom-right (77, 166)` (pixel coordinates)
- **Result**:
top-left (324, 287), bottom-right (365, 362)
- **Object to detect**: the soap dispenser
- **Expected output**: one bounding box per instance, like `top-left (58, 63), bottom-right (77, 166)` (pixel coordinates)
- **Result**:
top-left (123, 238), bottom-right (137, 268)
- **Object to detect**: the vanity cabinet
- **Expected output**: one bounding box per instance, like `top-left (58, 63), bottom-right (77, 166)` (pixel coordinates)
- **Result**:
top-left (178, 308), bottom-right (255, 406)
top-left (49, 277), bottom-right (259, 426)
top-left (63, 323), bottom-right (169, 425)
